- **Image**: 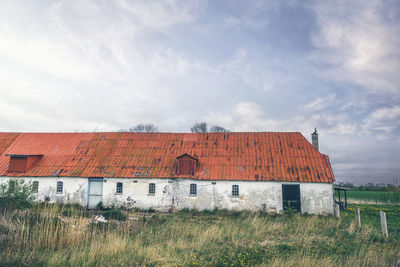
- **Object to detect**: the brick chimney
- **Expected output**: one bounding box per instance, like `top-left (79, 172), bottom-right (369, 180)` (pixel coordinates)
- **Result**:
top-left (311, 128), bottom-right (319, 151)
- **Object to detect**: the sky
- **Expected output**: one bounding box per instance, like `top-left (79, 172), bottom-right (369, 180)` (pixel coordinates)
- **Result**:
top-left (0, 0), bottom-right (399, 185)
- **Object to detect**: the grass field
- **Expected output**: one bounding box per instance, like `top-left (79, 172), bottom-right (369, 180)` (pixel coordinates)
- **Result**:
top-left (335, 190), bottom-right (400, 204)
top-left (0, 204), bottom-right (399, 266)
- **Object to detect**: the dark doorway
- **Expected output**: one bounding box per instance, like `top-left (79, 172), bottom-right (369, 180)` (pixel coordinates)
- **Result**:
top-left (282, 184), bottom-right (301, 212)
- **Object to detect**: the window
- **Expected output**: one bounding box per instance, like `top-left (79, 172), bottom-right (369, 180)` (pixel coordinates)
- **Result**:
top-left (56, 181), bottom-right (63, 194)
top-left (190, 184), bottom-right (197, 196)
top-left (116, 182), bottom-right (123, 194)
top-left (176, 154), bottom-right (198, 176)
top-left (232, 185), bottom-right (239, 197)
top-left (32, 181), bottom-right (39, 193)
top-left (7, 154), bottom-right (43, 173)
top-left (149, 183), bottom-right (155, 195)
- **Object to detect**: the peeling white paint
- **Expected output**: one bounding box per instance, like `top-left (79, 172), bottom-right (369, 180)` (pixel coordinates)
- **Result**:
top-left (0, 176), bottom-right (334, 214)
top-left (0, 176), bottom-right (88, 206)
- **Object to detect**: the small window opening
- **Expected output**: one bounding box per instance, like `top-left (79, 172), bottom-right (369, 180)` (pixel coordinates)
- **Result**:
top-left (56, 181), bottom-right (63, 194)
top-left (116, 182), bottom-right (123, 194)
top-left (232, 185), bottom-right (239, 197)
top-left (149, 183), bottom-right (156, 195)
top-left (190, 184), bottom-right (197, 196)
top-left (32, 181), bottom-right (39, 193)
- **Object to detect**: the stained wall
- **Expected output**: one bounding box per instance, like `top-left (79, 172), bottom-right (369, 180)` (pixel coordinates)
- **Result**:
top-left (0, 177), bottom-right (334, 214)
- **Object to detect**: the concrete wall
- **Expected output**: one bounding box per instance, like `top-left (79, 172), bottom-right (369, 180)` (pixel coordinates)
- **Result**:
top-left (0, 176), bottom-right (334, 214)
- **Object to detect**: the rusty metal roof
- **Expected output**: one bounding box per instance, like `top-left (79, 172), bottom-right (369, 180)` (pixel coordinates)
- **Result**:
top-left (0, 132), bottom-right (335, 183)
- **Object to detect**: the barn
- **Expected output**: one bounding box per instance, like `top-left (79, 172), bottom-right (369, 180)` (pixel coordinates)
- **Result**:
top-left (0, 131), bottom-right (335, 214)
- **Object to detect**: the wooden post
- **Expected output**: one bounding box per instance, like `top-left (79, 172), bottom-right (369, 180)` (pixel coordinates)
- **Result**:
top-left (335, 203), bottom-right (340, 218)
top-left (355, 206), bottom-right (361, 227)
top-left (380, 210), bottom-right (388, 237)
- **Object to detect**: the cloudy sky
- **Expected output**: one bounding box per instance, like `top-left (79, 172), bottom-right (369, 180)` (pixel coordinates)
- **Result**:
top-left (1, 0), bottom-right (399, 185)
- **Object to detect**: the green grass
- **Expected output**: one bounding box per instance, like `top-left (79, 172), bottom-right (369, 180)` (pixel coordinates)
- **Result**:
top-left (0, 204), bottom-right (399, 266)
top-left (336, 190), bottom-right (400, 204)
top-left (342, 204), bottom-right (400, 239)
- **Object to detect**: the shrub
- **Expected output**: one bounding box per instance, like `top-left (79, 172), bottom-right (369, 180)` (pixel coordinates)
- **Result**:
top-left (0, 179), bottom-right (34, 210)
top-left (95, 202), bottom-right (107, 210)
top-left (283, 206), bottom-right (297, 217)
top-left (102, 210), bottom-right (127, 221)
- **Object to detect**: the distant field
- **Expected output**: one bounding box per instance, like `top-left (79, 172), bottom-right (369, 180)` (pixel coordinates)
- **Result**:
top-left (336, 190), bottom-right (400, 204)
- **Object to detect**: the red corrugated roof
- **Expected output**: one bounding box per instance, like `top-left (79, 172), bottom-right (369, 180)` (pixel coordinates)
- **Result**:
top-left (0, 132), bottom-right (335, 183)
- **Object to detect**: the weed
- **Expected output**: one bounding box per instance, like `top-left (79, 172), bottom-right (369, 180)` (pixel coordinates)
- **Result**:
top-left (103, 210), bottom-right (127, 221)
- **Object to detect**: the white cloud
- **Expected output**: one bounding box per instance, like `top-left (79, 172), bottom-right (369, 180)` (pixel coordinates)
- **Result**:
top-left (311, 0), bottom-right (400, 95)
top-left (362, 105), bottom-right (400, 133)
top-left (305, 94), bottom-right (335, 111)
top-left (0, 0), bottom-right (209, 132)
top-left (334, 123), bottom-right (357, 135)
top-left (204, 102), bottom-right (284, 132)
top-left (204, 101), bottom-right (359, 138)
top-left (116, 0), bottom-right (198, 29)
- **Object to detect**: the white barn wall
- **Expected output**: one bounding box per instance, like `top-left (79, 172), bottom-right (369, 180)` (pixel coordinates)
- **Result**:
top-left (300, 183), bottom-right (334, 214)
top-left (0, 176), bottom-right (88, 206)
top-left (102, 178), bottom-right (174, 210)
top-left (0, 177), bottom-right (334, 214)
top-left (174, 180), bottom-right (334, 214)
top-left (173, 179), bottom-right (283, 212)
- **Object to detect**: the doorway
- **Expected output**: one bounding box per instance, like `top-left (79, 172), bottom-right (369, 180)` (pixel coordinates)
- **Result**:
top-left (88, 178), bottom-right (103, 209)
top-left (282, 184), bottom-right (301, 212)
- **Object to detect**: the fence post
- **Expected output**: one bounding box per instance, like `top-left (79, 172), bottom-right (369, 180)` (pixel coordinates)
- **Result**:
top-left (355, 206), bottom-right (361, 227)
top-left (380, 210), bottom-right (388, 238)
top-left (334, 203), bottom-right (340, 218)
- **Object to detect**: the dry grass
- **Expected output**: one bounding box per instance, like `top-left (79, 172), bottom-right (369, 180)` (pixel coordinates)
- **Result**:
top-left (0, 205), bottom-right (399, 266)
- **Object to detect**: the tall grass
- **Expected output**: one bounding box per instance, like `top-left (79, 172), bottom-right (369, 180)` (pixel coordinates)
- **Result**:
top-left (0, 205), bottom-right (399, 266)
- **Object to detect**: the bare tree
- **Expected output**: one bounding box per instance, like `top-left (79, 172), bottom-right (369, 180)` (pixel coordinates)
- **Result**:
top-left (190, 122), bottom-right (208, 133)
top-left (209, 125), bottom-right (230, 132)
top-left (123, 123), bottom-right (159, 132)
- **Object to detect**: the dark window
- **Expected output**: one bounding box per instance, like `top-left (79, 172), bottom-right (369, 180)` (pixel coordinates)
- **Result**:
top-left (32, 181), bottom-right (39, 193)
top-left (190, 184), bottom-right (197, 196)
top-left (56, 181), bottom-right (63, 194)
top-left (232, 185), bottom-right (239, 197)
top-left (149, 183), bottom-right (156, 195)
top-left (116, 182), bottom-right (123, 194)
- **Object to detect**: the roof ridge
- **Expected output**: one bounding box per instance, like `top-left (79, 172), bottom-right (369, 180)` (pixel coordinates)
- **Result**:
top-left (0, 131), bottom-right (302, 134)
